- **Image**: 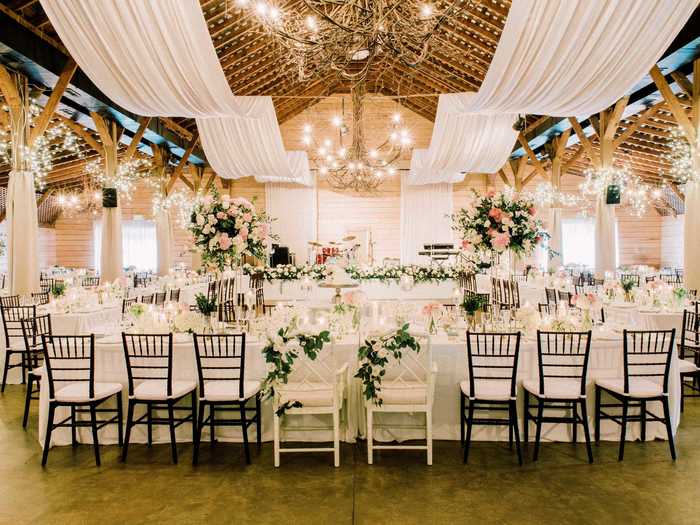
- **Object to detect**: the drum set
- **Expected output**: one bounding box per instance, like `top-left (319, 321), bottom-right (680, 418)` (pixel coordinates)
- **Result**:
top-left (308, 236), bottom-right (361, 265)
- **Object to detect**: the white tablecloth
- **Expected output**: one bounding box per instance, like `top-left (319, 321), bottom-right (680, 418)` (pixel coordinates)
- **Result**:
top-left (38, 330), bottom-right (681, 448)
top-left (264, 280), bottom-right (458, 303)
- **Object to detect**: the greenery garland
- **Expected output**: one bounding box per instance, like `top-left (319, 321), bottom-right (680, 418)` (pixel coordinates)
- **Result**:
top-left (355, 324), bottom-right (421, 406)
top-left (243, 263), bottom-right (465, 284)
top-left (261, 325), bottom-right (331, 416)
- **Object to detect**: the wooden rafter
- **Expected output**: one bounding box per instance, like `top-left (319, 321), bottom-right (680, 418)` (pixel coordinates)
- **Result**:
top-left (29, 58), bottom-right (77, 145)
top-left (568, 117), bottom-right (600, 168)
top-left (650, 65), bottom-right (696, 144)
top-left (517, 132), bottom-right (548, 184)
top-left (123, 116), bottom-right (152, 162)
top-left (166, 133), bottom-right (199, 195)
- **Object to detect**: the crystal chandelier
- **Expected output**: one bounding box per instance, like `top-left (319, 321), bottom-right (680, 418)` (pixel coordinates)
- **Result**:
top-left (302, 83), bottom-right (411, 192)
top-left (234, 0), bottom-right (466, 82)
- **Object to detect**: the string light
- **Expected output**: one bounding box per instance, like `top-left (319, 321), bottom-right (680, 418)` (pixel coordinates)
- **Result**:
top-left (663, 127), bottom-right (699, 185)
top-left (85, 157), bottom-right (152, 200)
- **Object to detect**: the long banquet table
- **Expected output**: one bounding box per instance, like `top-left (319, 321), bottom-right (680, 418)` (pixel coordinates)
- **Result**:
top-left (38, 329), bottom-right (681, 449)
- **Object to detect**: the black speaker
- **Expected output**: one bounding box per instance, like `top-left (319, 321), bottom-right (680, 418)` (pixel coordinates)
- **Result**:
top-left (272, 246), bottom-right (290, 266)
top-left (605, 184), bottom-right (621, 205)
top-left (102, 188), bottom-right (118, 208)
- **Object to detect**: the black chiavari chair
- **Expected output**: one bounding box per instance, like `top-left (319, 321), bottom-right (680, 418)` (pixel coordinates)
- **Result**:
top-left (20, 314), bottom-right (52, 428)
top-left (121, 333), bottom-right (196, 464)
top-left (538, 303), bottom-right (554, 317)
top-left (645, 276), bottom-right (656, 283)
top-left (218, 300), bottom-right (238, 323)
top-left (524, 330), bottom-right (593, 463)
top-left (31, 291), bottom-right (50, 305)
top-left (509, 280), bottom-right (520, 309)
top-left (511, 274), bottom-right (528, 284)
top-left (678, 310), bottom-right (700, 412)
top-left (557, 290), bottom-right (574, 308)
top-left (461, 331), bottom-right (522, 465)
top-left (169, 288), bottom-right (181, 302)
top-left (122, 297), bottom-right (137, 317)
top-left (133, 273), bottom-right (152, 288)
top-left (206, 280), bottom-right (219, 304)
top-left (251, 274), bottom-right (265, 315)
top-left (1, 305), bottom-right (36, 390)
top-left (154, 292), bottom-right (167, 306)
top-left (0, 295), bottom-right (20, 308)
top-left (40, 334), bottom-right (123, 466)
top-left (545, 287), bottom-right (557, 307)
top-left (82, 276), bottom-right (100, 287)
top-left (595, 329), bottom-right (677, 461)
top-left (192, 333), bottom-right (261, 465)
top-left (39, 278), bottom-right (53, 294)
top-left (140, 294), bottom-right (154, 305)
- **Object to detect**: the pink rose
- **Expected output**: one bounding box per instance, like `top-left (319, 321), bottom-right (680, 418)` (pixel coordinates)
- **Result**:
top-left (488, 208), bottom-right (503, 222)
top-left (485, 187), bottom-right (496, 198)
top-left (216, 211), bottom-right (226, 220)
top-left (219, 232), bottom-right (232, 250)
top-left (529, 206), bottom-right (537, 216)
top-left (492, 232), bottom-right (511, 251)
top-left (461, 239), bottom-right (470, 249)
top-left (242, 212), bottom-right (253, 222)
top-left (239, 226), bottom-right (249, 240)
top-left (487, 228), bottom-right (497, 238)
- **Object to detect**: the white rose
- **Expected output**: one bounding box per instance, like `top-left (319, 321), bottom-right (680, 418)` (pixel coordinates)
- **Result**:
top-left (196, 214), bottom-right (205, 226)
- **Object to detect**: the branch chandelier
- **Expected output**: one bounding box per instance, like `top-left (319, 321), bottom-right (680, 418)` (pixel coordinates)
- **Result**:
top-left (301, 82), bottom-right (412, 192)
top-left (232, 0), bottom-right (469, 82)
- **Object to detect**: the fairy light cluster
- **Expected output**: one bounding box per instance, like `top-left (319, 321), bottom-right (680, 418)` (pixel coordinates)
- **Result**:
top-left (580, 165), bottom-right (666, 217)
top-left (85, 157), bottom-right (152, 200)
top-left (663, 127), bottom-right (699, 185)
top-left (152, 189), bottom-right (194, 229)
top-left (524, 182), bottom-right (585, 209)
top-left (0, 101), bottom-right (85, 189)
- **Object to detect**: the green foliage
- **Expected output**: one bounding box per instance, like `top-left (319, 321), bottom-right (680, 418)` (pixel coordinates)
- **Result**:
top-left (50, 282), bottom-right (66, 297)
top-left (462, 293), bottom-right (486, 314)
top-left (620, 277), bottom-right (637, 293)
top-left (194, 293), bottom-right (217, 316)
top-left (355, 324), bottom-right (421, 406)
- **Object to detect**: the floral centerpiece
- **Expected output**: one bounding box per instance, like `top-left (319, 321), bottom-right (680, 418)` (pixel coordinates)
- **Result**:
top-left (461, 293), bottom-right (487, 328)
top-left (571, 292), bottom-right (601, 329)
top-left (189, 189), bottom-right (273, 271)
top-left (452, 188), bottom-right (547, 261)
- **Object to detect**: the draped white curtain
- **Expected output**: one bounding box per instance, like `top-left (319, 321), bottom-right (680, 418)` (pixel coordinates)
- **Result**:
top-left (400, 176), bottom-right (453, 264)
top-left (684, 180), bottom-right (700, 291)
top-left (40, 0), bottom-right (308, 184)
top-left (409, 0), bottom-right (697, 185)
top-left (7, 171), bottom-right (39, 294)
top-left (595, 196), bottom-right (617, 278)
top-left (265, 181), bottom-right (318, 264)
top-left (100, 207), bottom-right (123, 281)
top-left (547, 207), bottom-right (563, 272)
top-left (155, 210), bottom-right (172, 276)
top-left (562, 217), bottom-right (596, 268)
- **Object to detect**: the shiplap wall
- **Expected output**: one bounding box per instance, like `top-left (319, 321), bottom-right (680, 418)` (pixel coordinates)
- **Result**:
top-left (0, 222), bottom-right (56, 272)
top-left (45, 96), bottom-right (673, 270)
top-left (661, 216), bottom-right (684, 268)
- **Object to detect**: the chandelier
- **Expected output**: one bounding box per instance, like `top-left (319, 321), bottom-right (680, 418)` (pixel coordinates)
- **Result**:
top-left (55, 173), bottom-right (103, 218)
top-left (234, 0), bottom-right (465, 82)
top-left (302, 83), bottom-right (411, 191)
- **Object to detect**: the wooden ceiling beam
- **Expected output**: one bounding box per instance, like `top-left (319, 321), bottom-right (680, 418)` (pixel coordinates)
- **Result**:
top-left (29, 58), bottom-right (76, 145)
top-left (54, 114), bottom-right (104, 156)
top-left (568, 117), bottom-right (600, 168)
top-left (122, 116), bottom-right (152, 162)
top-left (166, 133), bottom-right (199, 195)
top-left (613, 104), bottom-right (661, 148)
top-left (650, 65), bottom-right (696, 144)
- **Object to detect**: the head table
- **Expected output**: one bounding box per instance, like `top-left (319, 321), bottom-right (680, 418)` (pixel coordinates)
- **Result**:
top-left (37, 325), bottom-right (681, 450)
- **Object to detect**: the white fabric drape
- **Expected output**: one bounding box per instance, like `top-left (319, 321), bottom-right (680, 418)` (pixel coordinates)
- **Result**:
top-left (265, 182), bottom-right (318, 263)
top-left (547, 207), bottom-right (562, 272)
top-left (40, 0), bottom-right (305, 184)
top-left (594, 196), bottom-right (617, 278)
top-left (400, 176), bottom-right (453, 264)
top-left (7, 171), bottom-right (39, 294)
top-left (407, 148), bottom-right (465, 186)
top-left (155, 210), bottom-right (172, 276)
top-left (100, 207), bottom-right (123, 282)
top-left (684, 180), bottom-right (700, 291)
top-left (411, 0), bottom-right (697, 185)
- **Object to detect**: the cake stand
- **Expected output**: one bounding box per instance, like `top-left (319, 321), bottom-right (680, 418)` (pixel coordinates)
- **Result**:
top-left (318, 282), bottom-right (358, 304)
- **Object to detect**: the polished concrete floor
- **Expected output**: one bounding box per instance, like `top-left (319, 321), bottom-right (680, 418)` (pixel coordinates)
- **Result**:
top-left (2, 386), bottom-right (699, 525)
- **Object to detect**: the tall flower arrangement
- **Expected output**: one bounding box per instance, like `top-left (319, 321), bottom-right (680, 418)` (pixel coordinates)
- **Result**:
top-left (452, 188), bottom-right (546, 257)
top-left (189, 188), bottom-right (273, 271)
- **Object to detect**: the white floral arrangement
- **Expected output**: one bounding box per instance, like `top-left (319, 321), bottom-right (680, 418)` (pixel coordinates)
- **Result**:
top-left (171, 310), bottom-right (207, 334)
top-left (189, 188), bottom-right (273, 271)
top-left (571, 292), bottom-right (601, 311)
top-left (514, 303), bottom-right (540, 333)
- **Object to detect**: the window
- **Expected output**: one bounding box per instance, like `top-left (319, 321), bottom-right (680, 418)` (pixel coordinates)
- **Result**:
top-left (93, 218), bottom-right (157, 272)
top-left (561, 217), bottom-right (595, 267)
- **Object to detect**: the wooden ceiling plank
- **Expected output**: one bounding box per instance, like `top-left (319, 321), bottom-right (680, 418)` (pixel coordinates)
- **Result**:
top-left (613, 105), bottom-right (661, 148)
top-left (123, 116), bottom-right (152, 162)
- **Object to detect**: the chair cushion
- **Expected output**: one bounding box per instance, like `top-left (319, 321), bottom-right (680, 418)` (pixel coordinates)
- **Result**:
top-left (523, 378), bottom-right (584, 399)
top-left (679, 359), bottom-right (698, 374)
top-left (54, 382), bottom-right (122, 402)
top-left (29, 366), bottom-right (45, 377)
top-left (460, 379), bottom-right (513, 401)
top-left (202, 380), bottom-right (260, 401)
top-left (377, 382), bottom-right (427, 405)
top-left (278, 384), bottom-right (334, 408)
top-left (596, 377), bottom-right (664, 398)
top-left (132, 380), bottom-right (196, 400)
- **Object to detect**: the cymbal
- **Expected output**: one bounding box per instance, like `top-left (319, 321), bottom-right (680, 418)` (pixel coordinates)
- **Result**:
top-left (342, 235), bottom-right (356, 241)
top-left (308, 241), bottom-right (322, 247)
top-left (329, 241), bottom-right (340, 245)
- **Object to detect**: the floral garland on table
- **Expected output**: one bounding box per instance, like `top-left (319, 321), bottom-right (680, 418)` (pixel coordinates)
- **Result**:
top-left (243, 263), bottom-right (467, 283)
top-left (355, 324), bottom-right (421, 406)
top-left (189, 188), bottom-right (274, 271)
top-left (261, 322), bottom-right (331, 416)
top-left (452, 188), bottom-right (547, 257)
